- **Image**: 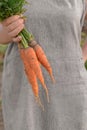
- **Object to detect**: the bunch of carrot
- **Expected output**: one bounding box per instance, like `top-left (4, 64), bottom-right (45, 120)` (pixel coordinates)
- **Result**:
top-left (18, 40), bottom-right (55, 111)
top-left (0, 0), bottom-right (55, 111)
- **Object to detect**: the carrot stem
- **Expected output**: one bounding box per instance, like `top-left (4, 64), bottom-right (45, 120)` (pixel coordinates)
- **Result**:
top-left (19, 32), bottom-right (29, 48)
top-left (22, 28), bottom-right (34, 43)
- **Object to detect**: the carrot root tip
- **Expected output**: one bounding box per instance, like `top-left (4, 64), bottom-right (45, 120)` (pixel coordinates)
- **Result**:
top-left (43, 84), bottom-right (50, 103)
top-left (35, 96), bottom-right (45, 111)
top-left (50, 74), bottom-right (55, 84)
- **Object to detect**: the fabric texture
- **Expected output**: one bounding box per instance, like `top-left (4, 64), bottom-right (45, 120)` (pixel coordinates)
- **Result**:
top-left (1, 0), bottom-right (87, 130)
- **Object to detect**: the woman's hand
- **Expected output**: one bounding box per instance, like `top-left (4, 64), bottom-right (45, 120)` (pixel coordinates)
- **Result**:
top-left (0, 15), bottom-right (24, 44)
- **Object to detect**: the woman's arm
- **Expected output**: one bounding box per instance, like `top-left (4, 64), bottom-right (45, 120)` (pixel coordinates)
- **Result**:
top-left (81, 0), bottom-right (87, 63)
top-left (0, 15), bottom-right (24, 44)
top-left (82, 40), bottom-right (87, 62)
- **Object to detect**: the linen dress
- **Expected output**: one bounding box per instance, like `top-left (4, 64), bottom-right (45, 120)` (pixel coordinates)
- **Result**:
top-left (1, 0), bottom-right (87, 130)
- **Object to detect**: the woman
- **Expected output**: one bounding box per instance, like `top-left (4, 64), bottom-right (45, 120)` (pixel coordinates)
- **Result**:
top-left (1, 0), bottom-right (87, 130)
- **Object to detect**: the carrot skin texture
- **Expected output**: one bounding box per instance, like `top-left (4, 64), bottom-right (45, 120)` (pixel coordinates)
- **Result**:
top-left (33, 44), bottom-right (55, 83)
top-left (23, 47), bottom-right (50, 103)
top-left (19, 47), bottom-right (45, 111)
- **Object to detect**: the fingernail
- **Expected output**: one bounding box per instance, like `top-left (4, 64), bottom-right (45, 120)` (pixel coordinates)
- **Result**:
top-left (20, 14), bottom-right (23, 17)
top-left (18, 36), bottom-right (22, 40)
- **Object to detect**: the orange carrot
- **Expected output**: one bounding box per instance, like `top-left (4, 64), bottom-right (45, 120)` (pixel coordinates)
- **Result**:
top-left (19, 48), bottom-right (45, 111)
top-left (31, 42), bottom-right (55, 83)
top-left (23, 46), bottom-right (50, 103)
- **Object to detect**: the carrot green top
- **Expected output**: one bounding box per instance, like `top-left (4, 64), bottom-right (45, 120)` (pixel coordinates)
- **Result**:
top-left (0, 0), bottom-right (28, 21)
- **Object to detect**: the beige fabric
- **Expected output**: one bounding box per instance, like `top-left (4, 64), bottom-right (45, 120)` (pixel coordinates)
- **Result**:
top-left (1, 0), bottom-right (87, 130)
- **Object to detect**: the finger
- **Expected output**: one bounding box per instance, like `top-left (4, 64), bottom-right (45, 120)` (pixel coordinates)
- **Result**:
top-left (8, 24), bottom-right (24, 37)
top-left (3, 15), bottom-right (21, 26)
top-left (20, 16), bottom-right (27, 23)
top-left (0, 23), bottom-right (3, 32)
top-left (7, 18), bottom-right (24, 32)
top-left (12, 36), bottom-right (22, 43)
